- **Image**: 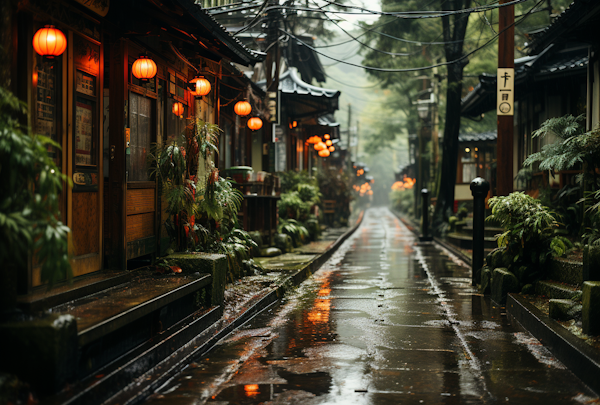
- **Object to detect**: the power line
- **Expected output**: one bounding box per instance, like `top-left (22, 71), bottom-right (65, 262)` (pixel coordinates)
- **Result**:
top-left (278, 0), bottom-right (544, 73)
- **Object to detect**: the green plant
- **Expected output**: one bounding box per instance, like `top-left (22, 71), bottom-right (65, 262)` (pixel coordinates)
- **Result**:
top-left (279, 170), bottom-right (315, 193)
top-left (278, 218), bottom-right (309, 246)
top-left (486, 192), bottom-right (572, 284)
top-left (389, 188), bottom-right (414, 216)
top-left (0, 87), bottom-right (72, 287)
top-left (278, 191), bottom-right (311, 220)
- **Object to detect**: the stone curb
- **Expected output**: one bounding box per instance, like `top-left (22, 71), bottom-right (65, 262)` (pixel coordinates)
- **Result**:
top-left (507, 293), bottom-right (600, 395)
top-left (101, 210), bottom-right (365, 405)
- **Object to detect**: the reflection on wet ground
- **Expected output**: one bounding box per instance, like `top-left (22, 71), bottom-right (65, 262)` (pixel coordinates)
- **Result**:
top-left (144, 207), bottom-right (599, 405)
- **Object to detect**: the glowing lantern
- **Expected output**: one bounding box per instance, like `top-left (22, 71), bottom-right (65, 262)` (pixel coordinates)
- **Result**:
top-left (172, 102), bottom-right (184, 118)
top-left (292, 120), bottom-right (298, 127)
top-left (247, 117), bottom-right (263, 131)
top-left (325, 139), bottom-right (332, 146)
top-left (190, 76), bottom-right (211, 96)
top-left (234, 100), bottom-right (252, 116)
top-left (307, 136), bottom-right (321, 144)
top-left (324, 134), bottom-right (330, 140)
top-left (314, 142), bottom-right (327, 151)
top-left (318, 149), bottom-right (330, 157)
top-left (132, 55), bottom-right (157, 81)
top-left (328, 146), bottom-right (335, 152)
top-left (33, 26), bottom-right (67, 58)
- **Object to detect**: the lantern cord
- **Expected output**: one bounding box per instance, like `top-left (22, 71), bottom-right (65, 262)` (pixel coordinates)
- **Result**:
top-left (169, 42), bottom-right (199, 73)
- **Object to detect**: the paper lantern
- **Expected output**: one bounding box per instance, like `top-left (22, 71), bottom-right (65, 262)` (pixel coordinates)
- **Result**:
top-left (328, 146), bottom-right (335, 152)
top-left (326, 140), bottom-right (332, 146)
top-left (172, 102), bottom-right (184, 118)
top-left (314, 142), bottom-right (327, 151)
top-left (324, 134), bottom-right (330, 140)
top-left (307, 136), bottom-right (321, 144)
top-left (247, 117), bottom-right (263, 131)
top-left (234, 100), bottom-right (252, 116)
top-left (190, 76), bottom-right (211, 96)
top-left (318, 149), bottom-right (330, 157)
top-left (33, 26), bottom-right (67, 58)
top-left (132, 55), bottom-right (157, 81)
top-left (292, 120), bottom-right (298, 127)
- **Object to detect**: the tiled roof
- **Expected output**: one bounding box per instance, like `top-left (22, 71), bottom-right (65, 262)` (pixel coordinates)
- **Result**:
top-left (458, 131), bottom-right (497, 143)
top-left (280, 69), bottom-right (340, 98)
top-left (318, 114), bottom-right (340, 127)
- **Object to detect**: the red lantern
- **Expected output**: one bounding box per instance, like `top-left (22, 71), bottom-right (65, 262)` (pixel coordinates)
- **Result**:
top-left (318, 149), bottom-right (330, 157)
top-left (234, 100), bottom-right (252, 116)
top-left (33, 25), bottom-right (67, 58)
top-left (190, 76), bottom-right (211, 96)
top-left (324, 134), bottom-right (330, 140)
top-left (172, 102), bottom-right (184, 118)
top-left (247, 117), bottom-right (263, 131)
top-left (329, 146), bottom-right (335, 152)
top-left (325, 139), bottom-right (332, 146)
top-left (132, 55), bottom-right (157, 81)
top-left (307, 136), bottom-right (321, 144)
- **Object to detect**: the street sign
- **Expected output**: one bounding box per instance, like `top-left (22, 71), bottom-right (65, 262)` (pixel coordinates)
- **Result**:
top-left (497, 68), bottom-right (514, 116)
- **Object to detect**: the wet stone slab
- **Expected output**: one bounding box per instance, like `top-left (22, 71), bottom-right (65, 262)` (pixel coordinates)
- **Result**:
top-left (142, 208), bottom-right (599, 405)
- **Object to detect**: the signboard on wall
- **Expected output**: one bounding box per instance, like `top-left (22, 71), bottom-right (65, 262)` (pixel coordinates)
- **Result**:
top-left (267, 91), bottom-right (279, 124)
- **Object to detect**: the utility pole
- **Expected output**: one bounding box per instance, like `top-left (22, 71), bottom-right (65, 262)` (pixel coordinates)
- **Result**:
top-left (347, 103), bottom-right (352, 166)
top-left (496, 0), bottom-right (515, 196)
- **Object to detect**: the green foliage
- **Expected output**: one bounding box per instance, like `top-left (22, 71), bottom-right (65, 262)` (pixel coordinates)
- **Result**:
top-left (278, 219), bottom-right (309, 247)
top-left (0, 87), bottom-right (72, 286)
top-left (389, 188), bottom-right (414, 217)
top-left (279, 170), bottom-right (316, 193)
top-left (278, 170), bottom-right (322, 222)
top-left (317, 167), bottom-right (352, 223)
top-left (278, 191), bottom-right (311, 220)
top-left (486, 192), bottom-right (572, 284)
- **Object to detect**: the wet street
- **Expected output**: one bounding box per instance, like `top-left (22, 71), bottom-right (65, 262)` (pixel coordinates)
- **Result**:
top-left (144, 207), bottom-right (598, 405)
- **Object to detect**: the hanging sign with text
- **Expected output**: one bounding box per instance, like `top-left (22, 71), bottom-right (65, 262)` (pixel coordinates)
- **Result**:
top-left (497, 68), bottom-right (515, 116)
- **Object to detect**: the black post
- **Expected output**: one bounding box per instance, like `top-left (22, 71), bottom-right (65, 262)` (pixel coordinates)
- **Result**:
top-left (470, 177), bottom-right (490, 286)
top-left (419, 188), bottom-right (432, 241)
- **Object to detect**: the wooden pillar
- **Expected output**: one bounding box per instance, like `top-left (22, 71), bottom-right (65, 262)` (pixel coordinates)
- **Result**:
top-left (107, 38), bottom-right (128, 269)
top-left (496, 0), bottom-right (514, 196)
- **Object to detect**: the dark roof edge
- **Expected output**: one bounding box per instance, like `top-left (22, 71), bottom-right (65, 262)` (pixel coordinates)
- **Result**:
top-left (175, 0), bottom-right (264, 65)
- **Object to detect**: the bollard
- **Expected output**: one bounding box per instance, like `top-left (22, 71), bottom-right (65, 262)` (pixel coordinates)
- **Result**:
top-left (419, 188), bottom-right (433, 242)
top-left (470, 177), bottom-right (490, 286)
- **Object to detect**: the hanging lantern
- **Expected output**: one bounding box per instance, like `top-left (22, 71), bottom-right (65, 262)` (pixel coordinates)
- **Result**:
top-left (324, 134), bottom-right (330, 140)
top-left (307, 136), bottom-right (320, 144)
top-left (292, 120), bottom-right (298, 128)
top-left (234, 100), bottom-right (252, 116)
top-left (172, 102), bottom-right (184, 118)
top-left (325, 139), bottom-right (332, 146)
top-left (329, 146), bottom-right (335, 152)
top-left (132, 55), bottom-right (157, 81)
top-left (248, 117), bottom-right (263, 131)
top-left (318, 149), bottom-right (330, 157)
top-left (190, 76), bottom-right (211, 96)
top-left (314, 142), bottom-right (327, 151)
top-left (33, 25), bottom-right (67, 58)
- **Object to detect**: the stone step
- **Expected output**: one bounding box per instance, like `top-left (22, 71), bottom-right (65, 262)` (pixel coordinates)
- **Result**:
top-left (535, 279), bottom-right (581, 299)
top-left (446, 232), bottom-right (498, 251)
top-left (547, 257), bottom-right (583, 286)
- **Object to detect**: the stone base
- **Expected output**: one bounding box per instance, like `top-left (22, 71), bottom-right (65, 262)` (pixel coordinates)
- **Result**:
top-left (164, 253), bottom-right (227, 307)
top-left (582, 281), bottom-right (600, 335)
top-left (584, 245), bottom-right (600, 282)
top-left (0, 314), bottom-right (77, 393)
top-left (491, 268), bottom-right (519, 305)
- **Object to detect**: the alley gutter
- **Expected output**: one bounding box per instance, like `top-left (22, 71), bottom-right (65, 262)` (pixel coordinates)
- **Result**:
top-left (85, 210), bottom-right (365, 405)
top-left (507, 293), bottom-right (600, 395)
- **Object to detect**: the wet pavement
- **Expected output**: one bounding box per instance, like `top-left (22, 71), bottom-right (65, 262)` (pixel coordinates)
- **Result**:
top-left (143, 207), bottom-right (599, 405)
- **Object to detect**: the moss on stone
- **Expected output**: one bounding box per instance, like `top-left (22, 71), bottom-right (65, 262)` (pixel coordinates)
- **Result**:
top-left (582, 281), bottom-right (600, 335)
top-left (491, 268), bottom-right (519, 305)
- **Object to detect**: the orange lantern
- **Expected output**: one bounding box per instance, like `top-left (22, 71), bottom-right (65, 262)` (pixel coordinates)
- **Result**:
top-left (33, 25), bottom-right (67, 58)
top-left (325, 139), bottom-right (332, 146)
top-left (247, 117), bottom-right (263, 131)
top-left (318, 149), bottom-right (330, 157)
top-left (292, 120), bottom-right (298, 128)
top-left (314, 142), bottom-right (327, 151)
top-left (324, 134), bottom-right (330, 140)
top-left (190, 76), bottom-right (211, 96)
top-left (132, 55), bottom-right (157, 81)
top-left (307, 136), bottom-right (320, 144)
top-left (172, 102), bottom-right (184, 118)
top-left (329, 146), bottom-right (335, 152)
top-left (234, 100), bottom-right (252, 116)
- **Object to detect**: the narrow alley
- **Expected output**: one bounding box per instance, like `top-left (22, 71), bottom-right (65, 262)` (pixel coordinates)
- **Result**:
top-left (143, 207), bottom-right (598, 405)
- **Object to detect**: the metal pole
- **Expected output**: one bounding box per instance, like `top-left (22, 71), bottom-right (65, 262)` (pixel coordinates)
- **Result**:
top-left (419, 188), bottom-right (432, 241)
top-left (470, 177), bottom-right (490, 286)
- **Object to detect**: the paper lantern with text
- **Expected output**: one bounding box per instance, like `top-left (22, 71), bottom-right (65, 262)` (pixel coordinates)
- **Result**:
top-left (318, 149), bottom-right (330, 157)
top-left (234, 100), bottom-right (252, 116)
top-left (33, 26), bottom-right (67, 58)
top-left (247, 117), bottom-right (263, 131)
top-left (132, 55), bottom-right (157, 81)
